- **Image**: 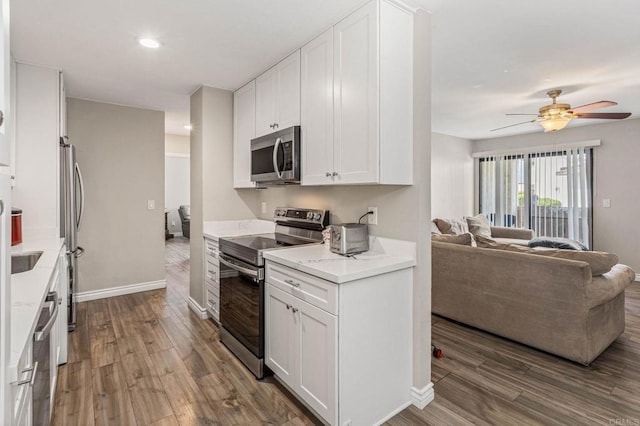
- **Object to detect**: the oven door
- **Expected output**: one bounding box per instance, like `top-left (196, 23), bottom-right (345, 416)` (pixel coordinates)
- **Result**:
top-left (219, 253), bottom-right (264, 358)
top-left (250, 126), bottom-right (300, 183)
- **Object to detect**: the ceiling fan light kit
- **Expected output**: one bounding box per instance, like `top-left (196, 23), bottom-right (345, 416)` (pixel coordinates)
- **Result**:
top-left (540, 116), bottom-right (571, 132)
top-left (491, 89), bottom-right (631, 133)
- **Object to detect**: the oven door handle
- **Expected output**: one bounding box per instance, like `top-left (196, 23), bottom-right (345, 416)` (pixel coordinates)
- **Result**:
top-left (219, 254), bottom-right (259, 279)
top-left (272, 137), bottom-right (283, 179)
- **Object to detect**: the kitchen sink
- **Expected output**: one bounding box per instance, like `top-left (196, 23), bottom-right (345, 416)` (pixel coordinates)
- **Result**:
top-left (11, 251), bottom-right (44, 274)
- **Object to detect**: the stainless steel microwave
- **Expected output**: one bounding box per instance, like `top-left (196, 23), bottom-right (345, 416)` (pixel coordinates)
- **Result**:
top-left (251, 126), bottom-right (300, 184)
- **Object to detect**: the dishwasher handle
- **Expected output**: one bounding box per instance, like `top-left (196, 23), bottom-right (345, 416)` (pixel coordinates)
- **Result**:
top-left (34, 292), bottom-right (59, 342)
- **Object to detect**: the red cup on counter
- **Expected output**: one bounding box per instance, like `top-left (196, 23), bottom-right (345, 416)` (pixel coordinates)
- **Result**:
top-left (11, 208), bottom-right (22, 246)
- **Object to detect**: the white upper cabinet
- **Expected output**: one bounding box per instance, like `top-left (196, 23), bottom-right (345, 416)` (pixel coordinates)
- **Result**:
top-left (0, 0), bottom-right (10, 167)
top-left (233, 81), bottom-right (256, 188)
top-left (301, 29), bottom-right (334, 186)
top-left (301, 0), bottom-right (414, 186)
top-left (255, 50), bottom-right (301, 137)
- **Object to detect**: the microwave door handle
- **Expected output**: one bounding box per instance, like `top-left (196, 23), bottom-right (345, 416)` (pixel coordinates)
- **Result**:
top-left (272, 137), bottom-right (283, 179)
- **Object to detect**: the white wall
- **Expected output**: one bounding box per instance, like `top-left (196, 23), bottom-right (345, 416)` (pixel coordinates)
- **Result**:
top-left (165, 155), bottom-right (189, 234)
top-left (67, 98), bottom-right (165, 293)
top-left (166, 133), bottom-right (190, 155)
top-left (473, 118), bottom-right (640, 271)
top-left (431, 132), bottom-right (473, 219)
top-left (189, 86), bottom-right (259, 307)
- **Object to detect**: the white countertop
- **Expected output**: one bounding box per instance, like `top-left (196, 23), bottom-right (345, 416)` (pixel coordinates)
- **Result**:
top-left (263, 236), bottom-right (416, 283)
top-left (9, 237), bottom-right (65, 381)
top-left (203, 219), bottom-right (275, 241)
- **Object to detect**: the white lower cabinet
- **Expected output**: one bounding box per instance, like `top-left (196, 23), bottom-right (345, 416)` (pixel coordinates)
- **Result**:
top-left (11, 340), bottom-right (33, 426)
top-left (266, 260), bottom-right (412, 426)
top-left (266, 284), bottom-right (337, 423)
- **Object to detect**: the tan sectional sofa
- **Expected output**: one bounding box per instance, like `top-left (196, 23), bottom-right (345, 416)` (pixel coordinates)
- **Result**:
top-left (431, 226), bottom-right (635, 365)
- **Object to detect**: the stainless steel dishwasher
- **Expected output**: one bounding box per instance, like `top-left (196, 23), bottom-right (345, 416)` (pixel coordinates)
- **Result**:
top-left (32, 291), bottom-right (58, 425)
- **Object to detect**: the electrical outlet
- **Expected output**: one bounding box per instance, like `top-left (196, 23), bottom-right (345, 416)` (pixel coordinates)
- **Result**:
top-left (147, 200), bottom-right (155, 210)
top-left (367, 207), bottom-right (378, 225)
top-left (602, 199), bottom-right (611, 208)
top-left (261, 201), bottom-right (267, 214)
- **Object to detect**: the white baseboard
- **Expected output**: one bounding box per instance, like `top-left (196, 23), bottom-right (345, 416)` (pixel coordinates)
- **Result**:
top-left (636, 274), bottom-right (640, 282)
top-left (411, 382), bottom-right (435, 409)
top-left (76, 280), bottom-right (167, 302)
top-left (188, 297), bottom-right (208, 319)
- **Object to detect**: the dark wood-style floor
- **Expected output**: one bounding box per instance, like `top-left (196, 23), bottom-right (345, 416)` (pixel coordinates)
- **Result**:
top-left (53, 237), bottom-right (640, 425)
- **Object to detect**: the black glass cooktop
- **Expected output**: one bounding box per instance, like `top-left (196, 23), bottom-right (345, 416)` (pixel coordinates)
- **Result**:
top-left (224, 234), bottom-right (289, 251)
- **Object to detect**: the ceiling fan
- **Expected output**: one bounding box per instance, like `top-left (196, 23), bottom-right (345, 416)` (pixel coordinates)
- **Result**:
top-left (491, 89), bottom-right (631, 132)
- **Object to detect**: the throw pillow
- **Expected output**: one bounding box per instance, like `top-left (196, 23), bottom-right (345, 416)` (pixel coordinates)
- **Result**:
top-left (528, 237), bottom-right (588, 251)
top-left (431, 232), bottom-right (474, 246)
top-left (475, 235), bottom-right (498, 248)
top-left (465, 214), bottom-right (492, 238)
top-left (433, 218), bottom-right (469, 235)
top-left (431, 221), bottom-right (442, 235)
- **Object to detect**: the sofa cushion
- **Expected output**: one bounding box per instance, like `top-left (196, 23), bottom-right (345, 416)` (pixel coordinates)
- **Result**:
top-left (465, 214), bottom-right (492, 238)
top-left (431, 221), bottom-right (442, 235)
top-left (539, 250), bottom-right (618, 276)
top-left (529, 237), bottom-right (588, 251)
top-left (493, 237), bottom-right (531, 246)
top-left (431, 232), bottom-right (474, 246)
top-left (475, 235), bottom-right (618, 276)
top-left (433, 218), bottom-right (469, 235)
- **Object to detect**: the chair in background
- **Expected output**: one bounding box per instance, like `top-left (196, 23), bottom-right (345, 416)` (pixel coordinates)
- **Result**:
top-left (178, 205), bottom-right (190, 238)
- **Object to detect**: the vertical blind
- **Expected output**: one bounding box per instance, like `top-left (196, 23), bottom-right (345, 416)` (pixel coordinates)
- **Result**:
top-left (479, 148), bottom-right (593, 248)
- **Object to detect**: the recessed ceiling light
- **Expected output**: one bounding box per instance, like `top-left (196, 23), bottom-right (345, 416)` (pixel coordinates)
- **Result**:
top-left (139, 38), bottom-right (161, 49)
top-left (184, 124), bottom-right (192, 130)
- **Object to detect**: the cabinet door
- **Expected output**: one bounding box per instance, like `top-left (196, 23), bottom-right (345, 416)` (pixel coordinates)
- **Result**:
top-left (255, 68), bottom-right (277, 137)
top-left (0, 0), bottom-right (9, 166)
top-left (295, 299), bottom-right (337, 424)
top-left (333, 0), bottom-right (379, 184)
top-left (301, 30), bottom-right (334, 186)
top-left (233, 81), bottom-right (256, 188)
top-left (275, 50), bottom-right (301, 131)
top-left (265, 285), bottom-right (296, 388)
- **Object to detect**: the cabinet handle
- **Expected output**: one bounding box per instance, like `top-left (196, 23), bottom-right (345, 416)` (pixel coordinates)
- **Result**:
top-left (285, 304), bottom-right (291, 310)
top-left (0, 110), bottom-right (4, 127)
top-left (292, 307), bottom-right (299, 313)
top-left (325, 172), bottom-right (332, 177)
top-left (284, 279), bottom-right (300, 288)
top-left (332, 172), bottom-right (338, 177)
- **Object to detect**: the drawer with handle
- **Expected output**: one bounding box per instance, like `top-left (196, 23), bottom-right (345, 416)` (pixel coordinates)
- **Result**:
top-left (205, 259), bottom-right (219, 284)
top-left (204, 238), bottom-right (219, 259)
top-left (266, 261), bottom-right (338, 315)
top-left (207, 291), bottom-right (220, 320)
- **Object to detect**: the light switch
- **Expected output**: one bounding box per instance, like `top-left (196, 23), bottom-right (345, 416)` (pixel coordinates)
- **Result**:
top-left (148, 200), bottom-right (156, 210)
top-left (602, 199), bottom-right (611, 208)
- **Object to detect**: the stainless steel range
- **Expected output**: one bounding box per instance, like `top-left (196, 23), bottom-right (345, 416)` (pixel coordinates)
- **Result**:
top-left (218, 207), bottom-right (329, 379)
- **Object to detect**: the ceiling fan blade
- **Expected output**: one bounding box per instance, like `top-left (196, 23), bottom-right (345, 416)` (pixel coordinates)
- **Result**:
top-left (490, 119), bottom-right (536, 132)
top-left (574, 112), bottom-right (631, 119)
top-left (569, 101), bottom-right (617, 113)
top-left (505, 113), bottom-right (539, 116)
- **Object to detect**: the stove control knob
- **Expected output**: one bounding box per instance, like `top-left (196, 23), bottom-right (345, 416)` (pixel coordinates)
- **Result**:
top-left (306, 212), bottom-right (313, 220)
top-left (314, 213), bottom-right (321, 221)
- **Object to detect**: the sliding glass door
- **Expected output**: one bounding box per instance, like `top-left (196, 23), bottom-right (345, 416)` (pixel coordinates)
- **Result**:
top-left (479, 148), bottom-right (593, 247)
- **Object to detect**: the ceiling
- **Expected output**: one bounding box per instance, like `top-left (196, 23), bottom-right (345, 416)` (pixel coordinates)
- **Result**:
top-left (12, 1), bottom-right (640, 139)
